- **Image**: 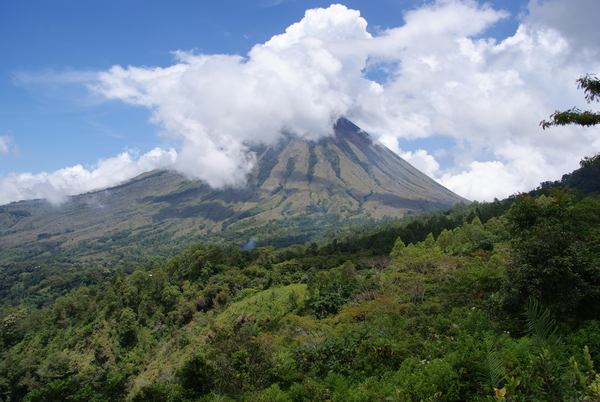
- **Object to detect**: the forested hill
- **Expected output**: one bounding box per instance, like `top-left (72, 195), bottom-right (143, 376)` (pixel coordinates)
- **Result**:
top-left (2, 163), bottom-right (600, 400)
top-left (527, 162), bottom-right (600, 197)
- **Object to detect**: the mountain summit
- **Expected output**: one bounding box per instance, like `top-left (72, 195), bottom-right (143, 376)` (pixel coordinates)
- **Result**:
top-left (0, 119), bottom-right (466, 260)
top-left (244, 118), bottom-right (465, 217)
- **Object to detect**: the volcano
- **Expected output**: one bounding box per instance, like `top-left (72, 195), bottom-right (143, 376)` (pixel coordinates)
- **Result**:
top-left (0, 118), bottom-right (467, 261)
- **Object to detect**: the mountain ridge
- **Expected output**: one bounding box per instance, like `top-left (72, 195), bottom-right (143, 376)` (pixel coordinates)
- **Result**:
top-left (0, 118), bottom-right (467, 261)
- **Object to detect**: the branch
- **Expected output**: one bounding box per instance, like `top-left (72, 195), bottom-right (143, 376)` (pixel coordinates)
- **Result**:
top-left (540, 107), bottom-right (600, 130)
top-left (577, 74), bottom-right (600, 103)
top-left (580, 154), bottom-right (600, 168)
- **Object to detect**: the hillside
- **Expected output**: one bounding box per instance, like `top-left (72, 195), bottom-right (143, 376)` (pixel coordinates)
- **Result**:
top-left (2, 185), bottom-right (600, 401)
top-left (0, 118), bottom-right (466, 262)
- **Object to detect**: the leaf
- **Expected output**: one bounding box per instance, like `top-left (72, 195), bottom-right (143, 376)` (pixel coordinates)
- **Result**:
top-left (484, 334), bottom-right (505, 390)
top-left (524, 297), bottom-right (561, 351)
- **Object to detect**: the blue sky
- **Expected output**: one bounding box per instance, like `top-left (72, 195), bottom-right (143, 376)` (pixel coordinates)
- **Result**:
top-left (1, 0), bottom-right (599, 204)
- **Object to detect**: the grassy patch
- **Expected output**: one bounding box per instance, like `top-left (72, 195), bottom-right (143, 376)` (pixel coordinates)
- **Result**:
top-left (215, 283), bottom-right (307, 328)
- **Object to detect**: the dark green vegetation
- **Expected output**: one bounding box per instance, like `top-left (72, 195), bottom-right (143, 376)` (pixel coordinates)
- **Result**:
top-left (0, 118), bottom-right (466, 264)
top-left (2, 161), bottom-right (600, 401)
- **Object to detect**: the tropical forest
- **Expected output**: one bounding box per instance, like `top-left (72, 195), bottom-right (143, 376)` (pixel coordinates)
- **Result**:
top-left (1, 161), bottom-right (600, 402)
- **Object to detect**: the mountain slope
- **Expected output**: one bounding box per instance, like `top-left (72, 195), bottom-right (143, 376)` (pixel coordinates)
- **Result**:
top-left (0, 119), bottom-right (466, 261)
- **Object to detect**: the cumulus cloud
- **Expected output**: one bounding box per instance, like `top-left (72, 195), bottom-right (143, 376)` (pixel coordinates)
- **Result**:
top-left (400, 150), bottom-right (442, 179)
top-left (0, 148), bottom-right (176, 205)
top-left (5, 0), bottom-right (600, 204)
top-left (352, 0), bottom-right (600, 200)
top-left (91, 4), bottom-right (374, 187)
top-left (526, 0), bottom-right (600, 57)
top-left (86, 0), bottom-right (600, 202)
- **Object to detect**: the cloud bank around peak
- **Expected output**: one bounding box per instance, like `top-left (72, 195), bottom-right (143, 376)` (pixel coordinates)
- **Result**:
top-left (4, 0), bottom-right (600, 205)
top-left (91, 4), bottom-right (375, 187)
top-left (90, 0), bottom-right (600, 201)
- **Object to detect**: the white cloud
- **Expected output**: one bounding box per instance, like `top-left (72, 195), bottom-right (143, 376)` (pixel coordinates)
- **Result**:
top-left (526, 0), bottom-right (600, 58)
top-left (13, 69), bottom-right (98, 86)
top-left (350, 0), bottom-right (600, 200)
top-left (400, 149), bottom-right (441, 179)
top-left (87, 0), bottom-right (600, 201)
top-left (440, 160), bottom-right (518, 201)
top-left (5, 0), bottom-right (600, 204)
top-left (0, 148), bottom-right (176, 205)
top-left (90, 4), bottom-right (374, 187)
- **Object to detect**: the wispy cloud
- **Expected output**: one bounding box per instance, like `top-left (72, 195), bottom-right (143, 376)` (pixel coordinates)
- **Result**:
top-left (0, 134), bottom-right (20, 159)
top-left (0, 136), bottom-right (11, 155)
top-left (13, 69), bottom-right (98, 86)
top-left (259, 0), bottom-right (295, 8)
top-left (12, 69), bottom-right (104, 110)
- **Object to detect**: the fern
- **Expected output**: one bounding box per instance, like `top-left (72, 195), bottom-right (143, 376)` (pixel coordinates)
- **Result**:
top-left (524, 297), bottom-right (561, 351)
top-left (484, 334), bottom-right (505, 390)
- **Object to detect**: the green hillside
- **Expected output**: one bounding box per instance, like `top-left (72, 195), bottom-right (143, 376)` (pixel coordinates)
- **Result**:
top-left (2, 181), bottom-right (600, 401)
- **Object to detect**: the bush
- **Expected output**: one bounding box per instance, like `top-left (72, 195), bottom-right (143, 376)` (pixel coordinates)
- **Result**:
top-left (178, 354), bottom-right (215, 397)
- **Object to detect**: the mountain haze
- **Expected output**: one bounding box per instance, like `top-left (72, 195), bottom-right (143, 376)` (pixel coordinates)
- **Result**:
top-left (0, 119), bottom-right (466, 261)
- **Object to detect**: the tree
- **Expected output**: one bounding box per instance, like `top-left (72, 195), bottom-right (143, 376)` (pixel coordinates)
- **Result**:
top-left (540, 74), bottom-right (600, 166)
top-left (178, 354), bottom-right (215, 397)
top-left (503, 191), bottom-right (600, 321)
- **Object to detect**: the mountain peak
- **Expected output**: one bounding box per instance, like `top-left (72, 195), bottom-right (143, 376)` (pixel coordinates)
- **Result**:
top-left (0, 119), bottom-right (466, 259)
top-left (247, 117), bottom-right (465, 217)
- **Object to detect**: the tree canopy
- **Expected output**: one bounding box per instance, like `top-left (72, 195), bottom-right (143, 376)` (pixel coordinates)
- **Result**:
top-left (5, 185), bottom-right (600, 401)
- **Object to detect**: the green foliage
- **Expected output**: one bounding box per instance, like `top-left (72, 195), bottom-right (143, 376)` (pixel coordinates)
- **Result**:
top-left (284, 157), bottom-right (296, 182)
top-left (257, 145), bottom-right (282, 187)
top-left (323, 145), bottom-right (342, 179)
top-left (306, 141), bottom-right (318, 182)
top-left (208, 323), bottom-right (275, 396)
top-left (503, 191), bottom-right (600, 320)
top-left (524, 298), bottom-right (561, 352)
top-left (565, 320), bottom-right (600, 363)
top-left (4, 189), bottom-right (600, 401)
top-left (177, 354), bottom-right (214, 397)
top-left (24, 378), bottom-right (99, 402)
top-left (389, 236), bottom-right (406, 259)
top-left (541, 74), bottom-right (600, 130)
top-left (292, 326), bottom-right (402, 379)
top-left (483, 334), bottom-right (505, 391)
top-left (541, 107), bottom-right (600, 130)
